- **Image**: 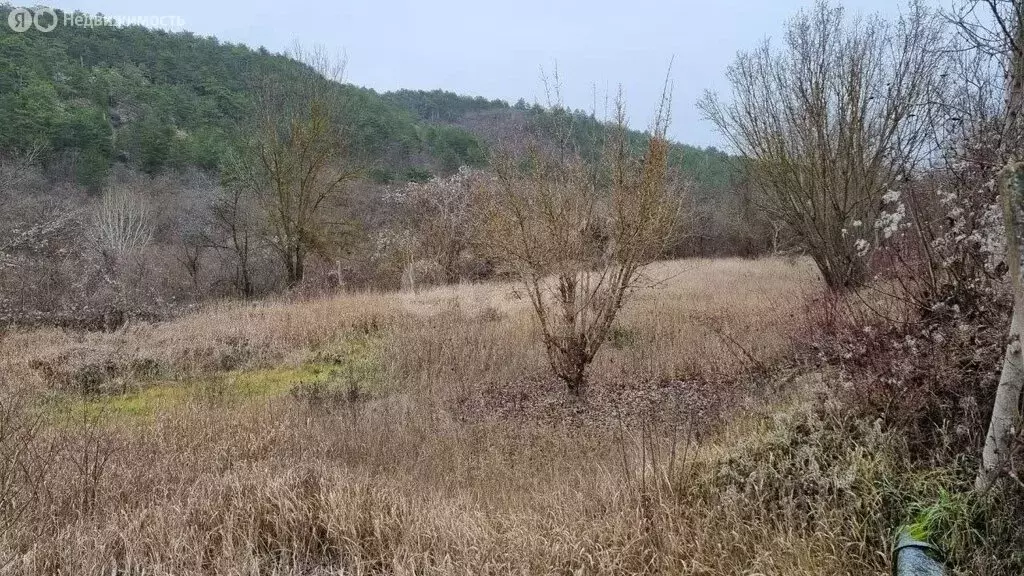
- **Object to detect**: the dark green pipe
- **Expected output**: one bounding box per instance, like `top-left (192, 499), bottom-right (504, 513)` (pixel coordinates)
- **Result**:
top-left (893, 529), bottom-right (948, 576)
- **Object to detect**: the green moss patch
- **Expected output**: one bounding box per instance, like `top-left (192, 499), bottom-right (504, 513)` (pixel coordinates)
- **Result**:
top-left (55, 335), bottom-right (387, 422)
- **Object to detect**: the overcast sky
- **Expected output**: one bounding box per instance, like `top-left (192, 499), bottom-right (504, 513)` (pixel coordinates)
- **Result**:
top-left (47, 0), bottom-right (921, 148)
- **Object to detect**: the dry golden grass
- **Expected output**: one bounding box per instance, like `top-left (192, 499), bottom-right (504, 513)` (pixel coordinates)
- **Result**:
top-left (10, 396), bottom-right (907, 575)
top-left (1, 256), bottom-right (924, 576)
top-left (3, 257), bottom-right (818, 393)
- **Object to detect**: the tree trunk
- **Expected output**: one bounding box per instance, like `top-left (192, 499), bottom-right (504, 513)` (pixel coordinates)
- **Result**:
top-left (977, 12), bottom-right (1024, 490)
top-left (814, 251), bottom-right (865, 292)
top-left (563, 359), bottom-right (588, 397)
top-left (405, 252), bottom-right (417, 294)
top-left (442, 248), bottom-right (460, 284)
top-left (236, 264), bottom-right (254, 298)
top-left (284, 244), bottom-right (304, 288)
top-left (565, 374), bottom-right (587, 397)
top-left (978, 303), bottom-right (1024, 489)
top-left (977, 167), bottom-right (1024, 490)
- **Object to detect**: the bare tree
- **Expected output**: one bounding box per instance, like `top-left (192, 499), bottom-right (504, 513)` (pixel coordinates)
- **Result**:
top-left (699, 0), bottom-right (945, 290)
top-left (475, 89), bottom-right (680, 395)
top-left (226, 44), bottom-right (356, 288)
top-left (93, 183), bottom-right (152, 258)
top-left (175, 234), bottom-right (205, 295)
top-left (210, 181), bottom-right (257, 298)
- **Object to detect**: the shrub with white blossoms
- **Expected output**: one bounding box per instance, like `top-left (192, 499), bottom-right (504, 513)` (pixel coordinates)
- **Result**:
top-left (932, 182), bottom-right (1004, 279)
top-left (875, 190), bottom-right (907, 241)
top-left (853, 190), bottom-right (906, 262)
top-left (860, 176), bottom-right (1006, 318)
top-left (376, 167), bottom-right (492, 287)
top-left (977, 198), bottom-right (1005, 276)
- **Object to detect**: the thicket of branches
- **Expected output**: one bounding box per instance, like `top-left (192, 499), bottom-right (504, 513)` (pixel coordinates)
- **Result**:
top-left (475, 89), bottom-right (681, 394)
top-left (700, 0), bottom-right (1024, 498)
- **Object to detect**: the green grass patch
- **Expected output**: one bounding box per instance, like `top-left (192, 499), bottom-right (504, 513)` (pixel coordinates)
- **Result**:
top-left (54, 334), bottom-right (387, 423)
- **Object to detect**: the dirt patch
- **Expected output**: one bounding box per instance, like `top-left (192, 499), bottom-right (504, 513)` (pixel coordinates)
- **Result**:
top-left (454, 372), bottom-right (747, 434)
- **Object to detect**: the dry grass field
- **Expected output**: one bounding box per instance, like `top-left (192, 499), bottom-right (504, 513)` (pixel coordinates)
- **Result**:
top-left (0, 257), bottom-right (943, 575)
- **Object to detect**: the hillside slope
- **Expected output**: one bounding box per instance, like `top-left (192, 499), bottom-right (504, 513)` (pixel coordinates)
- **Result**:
top-left (0, 7), bottom-right (483, 187)
top-left (0, 7), bottom-right (735, 192)
top-left (383, 89), bottom-right (737, 193)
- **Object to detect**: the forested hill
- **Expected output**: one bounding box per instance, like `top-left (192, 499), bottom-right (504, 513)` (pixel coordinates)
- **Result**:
top-left (382, 89), bottom-right (737, 193)
top-left (0, 6), bottom-right (735, 191)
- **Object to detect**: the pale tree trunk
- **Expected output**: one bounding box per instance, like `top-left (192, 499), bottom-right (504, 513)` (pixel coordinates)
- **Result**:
top-left (978, 168), bottom-right (1024, 490)
top-left (977, 11), bottom-right (1024, 490)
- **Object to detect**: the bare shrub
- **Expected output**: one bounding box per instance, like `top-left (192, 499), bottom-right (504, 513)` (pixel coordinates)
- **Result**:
top-left (475, 90), bottom-right (681, 394)
top-left (0, 384), bottom-right (48, 543)
top-left (395, 167), bottom-right (481, 284)
top-left (92, 182), bottom-right (153, 259)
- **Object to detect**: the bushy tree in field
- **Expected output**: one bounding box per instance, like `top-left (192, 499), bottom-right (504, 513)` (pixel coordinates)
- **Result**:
top-left (700, 0), bottom-right (945, 291)
top-left (475, 90), bottom-right (681, 395)
top-left (224, 45), bottom-right (356, 288)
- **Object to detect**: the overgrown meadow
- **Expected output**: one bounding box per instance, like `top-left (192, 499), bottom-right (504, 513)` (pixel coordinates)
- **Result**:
top-left (0, 258), bottom-right (1018, 574)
